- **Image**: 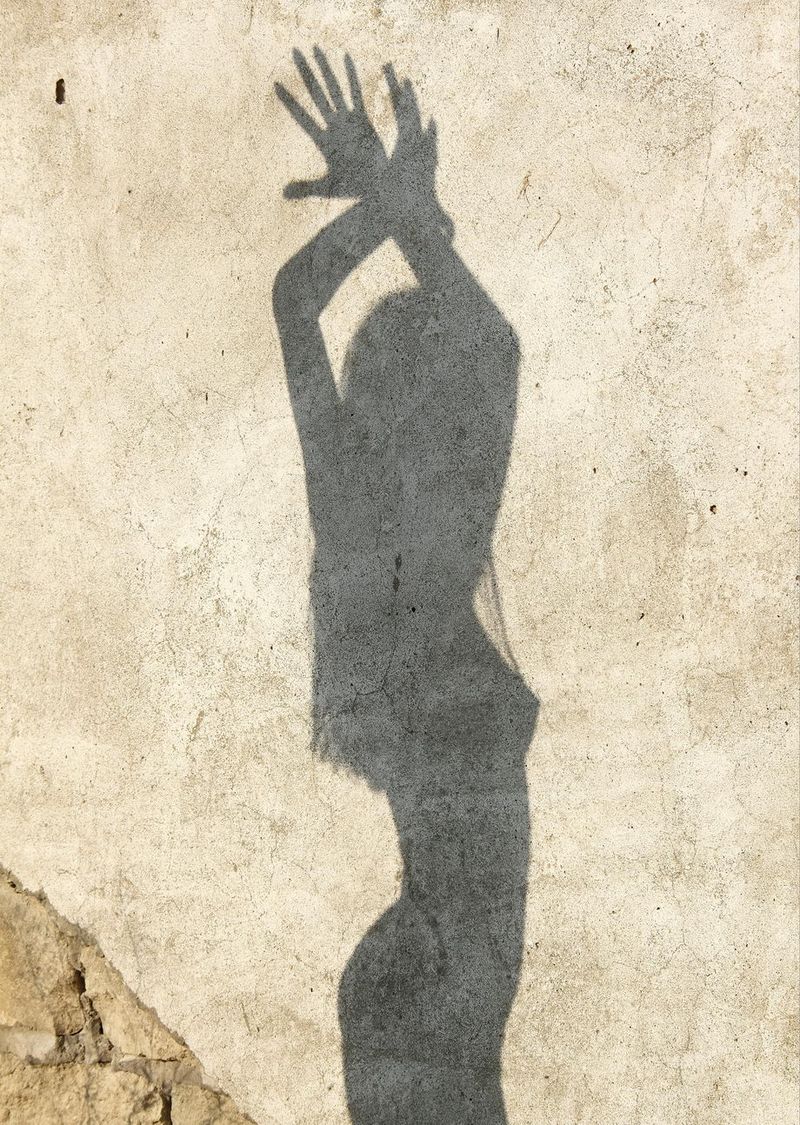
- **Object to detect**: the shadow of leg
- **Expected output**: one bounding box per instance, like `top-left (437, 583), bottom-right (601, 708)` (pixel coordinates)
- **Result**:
top-left (339, 778), bottom-right (530, 1124)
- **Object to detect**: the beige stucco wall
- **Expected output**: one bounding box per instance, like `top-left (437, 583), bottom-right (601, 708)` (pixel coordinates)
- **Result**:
top-left (1, 2), bottom-right (797, 1122)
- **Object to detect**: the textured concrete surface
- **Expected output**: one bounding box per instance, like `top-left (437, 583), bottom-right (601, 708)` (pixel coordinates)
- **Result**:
top-left (1, 1), bottom-right (798, 1123)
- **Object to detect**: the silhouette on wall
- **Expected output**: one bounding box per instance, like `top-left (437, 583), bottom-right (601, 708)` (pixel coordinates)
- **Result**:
top-left (273, 50), bottom-right (538, 1124)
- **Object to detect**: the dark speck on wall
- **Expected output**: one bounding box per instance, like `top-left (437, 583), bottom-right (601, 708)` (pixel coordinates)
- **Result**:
top-left (55, 78), bottom-right (65, 105)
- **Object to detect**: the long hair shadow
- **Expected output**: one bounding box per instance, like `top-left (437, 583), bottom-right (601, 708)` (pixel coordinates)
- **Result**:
top-left (273, 49), bottom-right (538, 1124)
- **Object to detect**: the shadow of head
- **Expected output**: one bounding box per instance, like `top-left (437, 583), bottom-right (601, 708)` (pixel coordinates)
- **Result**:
top-left (314, 281), bottom-right (519, 595)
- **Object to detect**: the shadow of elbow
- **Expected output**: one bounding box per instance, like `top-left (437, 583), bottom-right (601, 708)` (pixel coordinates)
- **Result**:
top-left (272, 264), bottom-right (295, 317)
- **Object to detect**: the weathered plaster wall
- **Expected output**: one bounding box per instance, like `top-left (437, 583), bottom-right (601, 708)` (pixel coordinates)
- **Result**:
top-left (1, 2), bottom-right (797, 1123)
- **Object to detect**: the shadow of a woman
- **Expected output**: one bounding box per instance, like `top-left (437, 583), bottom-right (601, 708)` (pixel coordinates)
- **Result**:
top-left (273, 50), bottom-right (538, 1124)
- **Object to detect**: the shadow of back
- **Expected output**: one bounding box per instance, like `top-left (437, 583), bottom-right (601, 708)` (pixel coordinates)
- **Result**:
top-left (308, 282), bottom-right (537, 1121)
top-left (308, 282), bottom-right (532, 783)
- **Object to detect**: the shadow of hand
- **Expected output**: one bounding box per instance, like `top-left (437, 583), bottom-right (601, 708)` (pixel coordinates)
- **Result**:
top-left (275, 49), bottom-right (453, 237)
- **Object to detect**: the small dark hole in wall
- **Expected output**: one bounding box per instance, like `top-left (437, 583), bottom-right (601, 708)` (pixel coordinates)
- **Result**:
top-left (55, 78), bottom-right (65, 104)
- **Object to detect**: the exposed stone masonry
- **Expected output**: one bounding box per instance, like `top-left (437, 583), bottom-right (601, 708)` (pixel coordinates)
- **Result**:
top-left (0, 870), bottom-right (253, 1124)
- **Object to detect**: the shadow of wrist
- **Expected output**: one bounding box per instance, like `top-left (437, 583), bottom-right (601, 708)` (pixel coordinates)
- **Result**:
top-left (371, 178), bottom-right (454, 243)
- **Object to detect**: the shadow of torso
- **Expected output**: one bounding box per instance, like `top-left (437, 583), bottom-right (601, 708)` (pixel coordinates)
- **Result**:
top-left (306, 287), bottom-right (538, 1122)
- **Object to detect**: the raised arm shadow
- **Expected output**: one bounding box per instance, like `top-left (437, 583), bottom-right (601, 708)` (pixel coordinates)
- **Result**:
top-left (272, 49), bottom-right (537, 1125)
